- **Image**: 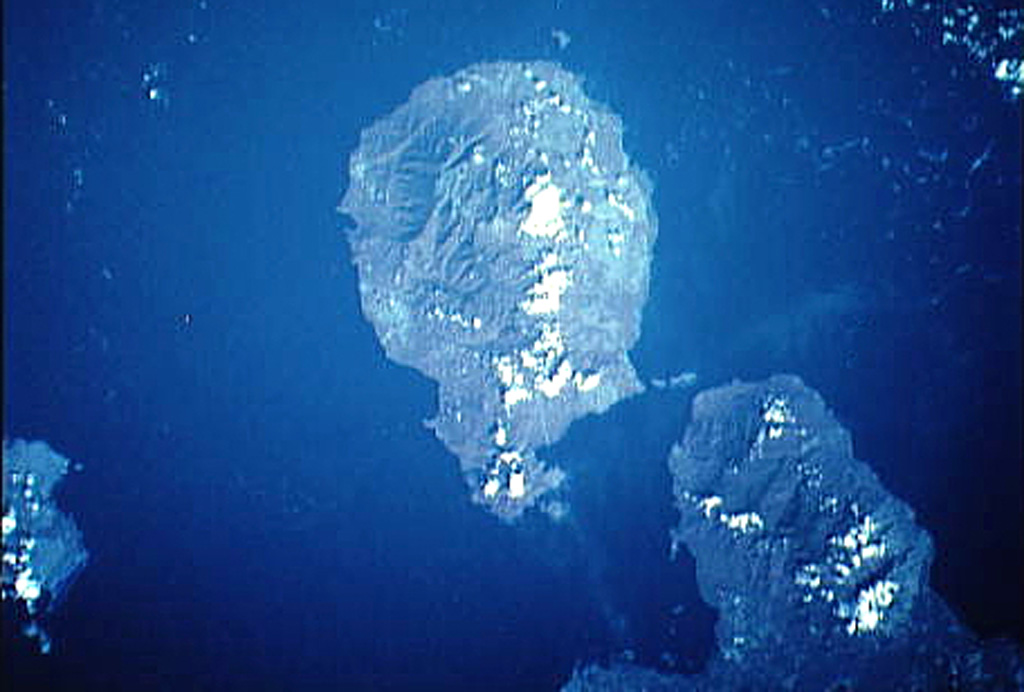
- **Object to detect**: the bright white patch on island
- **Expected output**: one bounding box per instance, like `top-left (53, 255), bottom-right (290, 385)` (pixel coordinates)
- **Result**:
top-left (521, 174), bottom-right (567, 240)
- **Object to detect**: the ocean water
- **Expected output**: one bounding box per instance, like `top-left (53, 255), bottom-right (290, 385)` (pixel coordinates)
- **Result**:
top-left (3, 0), bottom-right (1020, 689)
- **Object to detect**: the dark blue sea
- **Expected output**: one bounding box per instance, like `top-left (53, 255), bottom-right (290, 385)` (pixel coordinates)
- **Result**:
top-left (3, 0), bottom-right (1020, 689)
